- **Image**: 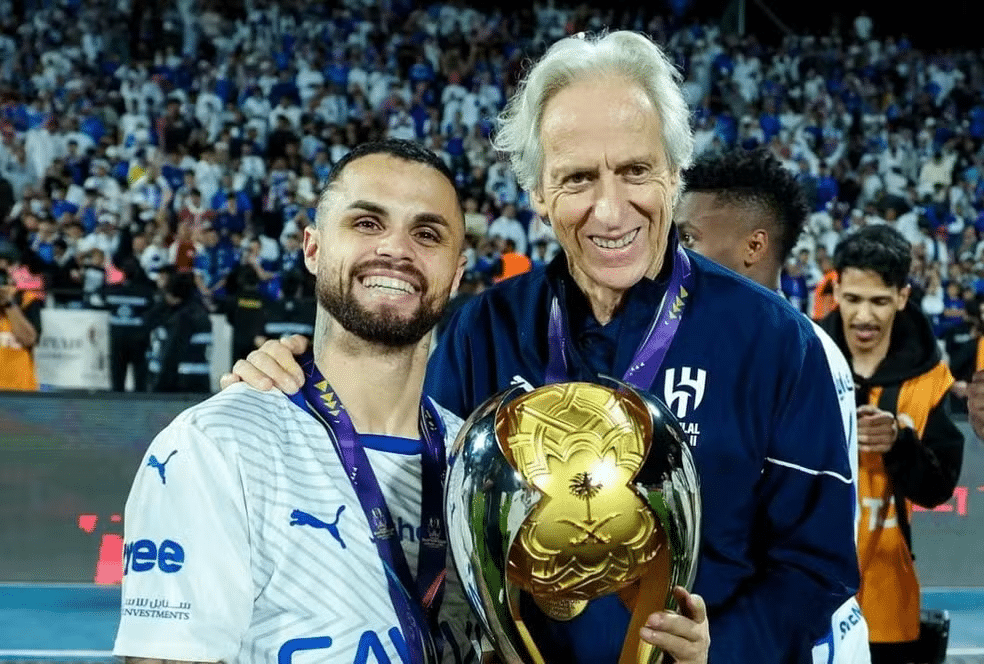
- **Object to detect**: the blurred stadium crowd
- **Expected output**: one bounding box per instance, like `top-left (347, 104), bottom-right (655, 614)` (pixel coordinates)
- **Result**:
top-left (2, 0), bottom-right (984, 392)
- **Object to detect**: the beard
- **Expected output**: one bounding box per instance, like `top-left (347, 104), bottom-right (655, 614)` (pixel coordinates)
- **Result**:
top-left (318, 260), bottom-right (448, 348)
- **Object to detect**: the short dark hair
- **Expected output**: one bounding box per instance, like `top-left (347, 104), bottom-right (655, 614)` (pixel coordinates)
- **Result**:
top-left (833, 225), bottom-right (912, 289)
top-left (318, 139), bottom-right (460, 219)
top-left (683, 148), bottom-right (809, 261)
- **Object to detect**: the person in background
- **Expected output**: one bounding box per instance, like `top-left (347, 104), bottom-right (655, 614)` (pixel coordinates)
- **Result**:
top-left (224, 260), bottom-right (269, 364)
top-left (486, 202), bottom-right (527, 256)
top-left (781, 256), bottom-right (810, 313)
top-left (147, 271), bottom-right (213, 394)
top-left (470, 234), bottom-right (502, 286)
top-left (492, 236), bottom-right (532, 284)
top-left (102, 257), bottom-right (158, 392)
top-left (946, 295), bottom-right (983, 409)
top-left (959, 296), bottom-right (984, 439)
top-left (258, 269), bottom-right (316, 348)
top-left (529, 239), bottom-right (551, 269)
top-left (968, 371), bottom-right (984, 439)
top-left (813, 252), bottom-right (840, 321)
top-left (937, 278), bottom-right (967, 337)
top-left (435, 270), bottom-right (482, 339)
top-left (193, 223), bottom-right (237, 307)
top-left (0, 244), bottom-right (41, 391)
top-left (820, 225), bottom-right (963, 664)
top-left (47, 238), bottom-right (84, 307)
top-left (80, 247), bottom-right (108, 308)
top-left (676, 147), bottom-right (870, 664)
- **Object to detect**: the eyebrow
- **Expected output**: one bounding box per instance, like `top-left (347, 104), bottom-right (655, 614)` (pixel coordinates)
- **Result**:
top-left (347, 200), bottom-right (452, 229)
top-left (347, 200), bottom-right (387, 216)
top-left (550, 156), bottom-right (658, 178)
top-left (549, 164), bottom-right (596, 180)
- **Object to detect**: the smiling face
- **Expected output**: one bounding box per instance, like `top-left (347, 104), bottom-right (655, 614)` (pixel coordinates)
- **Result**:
top-left (532, 77), bottom-right (679, 313)
top-left (834, 267), bottom-right (909, 358)
top-left (304, 153), bottom-right (465, 348)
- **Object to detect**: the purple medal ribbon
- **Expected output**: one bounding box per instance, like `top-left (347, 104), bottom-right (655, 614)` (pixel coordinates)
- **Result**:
top-left (290, 352), bottom-right (448, 664)
top-left (546, 244), bottom-right (693, 390)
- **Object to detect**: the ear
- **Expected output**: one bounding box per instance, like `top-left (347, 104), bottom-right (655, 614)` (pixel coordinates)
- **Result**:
top-left (832, 277), bottom-right (842, 305)
top-left (302, 225), bottom-right (319, 276)
top-left (452, 252), bottom-right (467, 294)
top-left (531, 187), bottom-right (548, 218)
top-left (897, 283), bottom-right (911, 311)
top-left (744, 229), bottom-right (769, 268)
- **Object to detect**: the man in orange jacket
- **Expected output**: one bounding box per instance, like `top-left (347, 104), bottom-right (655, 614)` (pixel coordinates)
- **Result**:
top-left (813, 254), bottom-right (839, 321)
top-left (819, 225), bottom-right (964, 664)
top-left (492, 237), bottom-right (532, 284)
top-left (0, 247), bottom-right (42, 391)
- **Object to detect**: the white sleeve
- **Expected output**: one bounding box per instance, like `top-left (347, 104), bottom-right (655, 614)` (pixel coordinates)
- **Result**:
top-left (813, 323), bottom-right (860, 535)
top-left (810, 325), bottom-right (871, 664)
top-left (113, 416), bottom-right (251, 662)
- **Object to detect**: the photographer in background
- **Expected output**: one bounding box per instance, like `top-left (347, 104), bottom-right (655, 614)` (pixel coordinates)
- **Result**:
top-left (0, 245), bottom-right (42, 391)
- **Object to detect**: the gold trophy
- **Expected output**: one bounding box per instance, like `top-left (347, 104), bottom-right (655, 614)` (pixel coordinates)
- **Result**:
top-left (445, 380), bottom-right (701, 664)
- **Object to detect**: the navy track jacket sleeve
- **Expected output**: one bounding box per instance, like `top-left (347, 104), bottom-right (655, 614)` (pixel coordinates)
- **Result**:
top-left (704, 324), bottom-right (859, 663)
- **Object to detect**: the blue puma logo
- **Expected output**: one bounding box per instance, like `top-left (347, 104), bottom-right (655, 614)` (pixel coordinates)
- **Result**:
top-left (290, 506), bottom-right (347, 549)
top-left (147, 450), bottom-right (178, 485)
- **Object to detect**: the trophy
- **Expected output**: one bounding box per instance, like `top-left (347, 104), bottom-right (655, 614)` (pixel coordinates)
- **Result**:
top-left (445, 380), bottom-right (701, 664)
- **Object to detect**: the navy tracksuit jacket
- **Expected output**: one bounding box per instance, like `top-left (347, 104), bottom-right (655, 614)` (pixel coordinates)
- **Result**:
top-left (425, 246), bottom-right (859, 663)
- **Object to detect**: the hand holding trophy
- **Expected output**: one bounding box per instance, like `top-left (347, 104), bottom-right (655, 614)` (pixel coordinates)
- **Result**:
top-left (446, 380), bottom-right (703, 663)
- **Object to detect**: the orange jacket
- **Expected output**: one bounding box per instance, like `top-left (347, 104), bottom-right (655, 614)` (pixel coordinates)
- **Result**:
top-left (0, 290), bottom-right (41, 391)
top-left (812, 269), bottom-right (838, 321)
top-left (494, 252), bottom-right (532, 284)
top-left (858, 365), bottom-right (952, 642)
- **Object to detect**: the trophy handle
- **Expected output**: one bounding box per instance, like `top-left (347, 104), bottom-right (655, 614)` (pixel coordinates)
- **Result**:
top-left (618, 548), bottom-right (671, 664)
top-left (505, 581), bottom-right (548, 664)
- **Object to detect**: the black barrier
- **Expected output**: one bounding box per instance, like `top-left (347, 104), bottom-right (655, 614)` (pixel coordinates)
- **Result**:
top-left (0, 391), bottom-right (981, 585)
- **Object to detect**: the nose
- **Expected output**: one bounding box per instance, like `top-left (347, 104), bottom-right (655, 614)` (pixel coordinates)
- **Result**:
top-left (592, 173), bottom-right (626, 228)
top-left (854, 301), bottom-right (874, 322)
top-left (374, 228), bottom-right (414, 261)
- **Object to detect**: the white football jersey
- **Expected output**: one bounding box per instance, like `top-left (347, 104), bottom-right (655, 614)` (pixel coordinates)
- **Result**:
top-left (812, 596), bottom-right (871, 664)
top-left (810, 322), bottom-right (871, 664)
top-left (114, 383), bottom-right (483, 663)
